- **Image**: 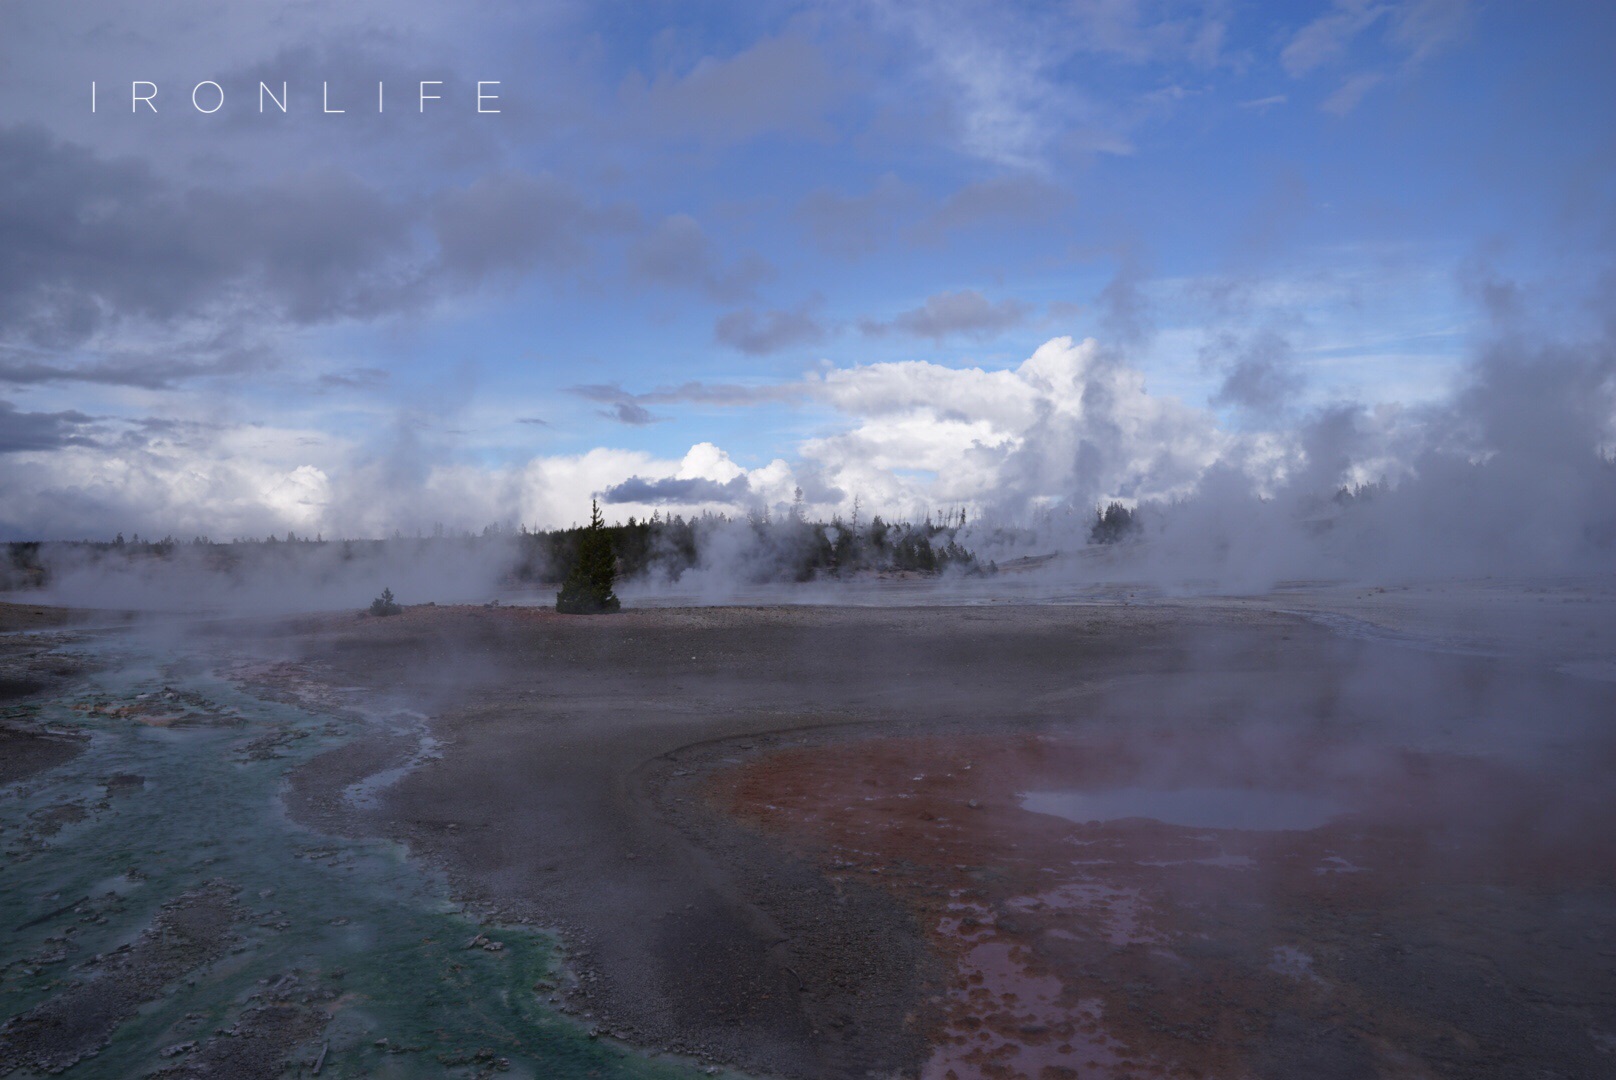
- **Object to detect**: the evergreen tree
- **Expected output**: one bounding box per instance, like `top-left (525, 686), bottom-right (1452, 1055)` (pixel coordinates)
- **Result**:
top-left (1090, 502), bottom-right (1140, 544)
top-left (556, 499), bottom-right (621, 614)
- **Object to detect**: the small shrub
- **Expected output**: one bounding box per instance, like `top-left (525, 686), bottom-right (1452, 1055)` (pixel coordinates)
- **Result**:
top-left (369, 587), bottom-right (402, 616)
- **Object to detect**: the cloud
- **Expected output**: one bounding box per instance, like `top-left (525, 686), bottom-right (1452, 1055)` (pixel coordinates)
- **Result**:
top-left (0, 0), bottom-right (1595, 577)
top-left (798, 173), bottom-right (1071, 255)
top-left (542, 341), bottom-right (1246, 522)
top-left (0, 123), bottom-right (653, 390)
top-left (318, 367), bottom-right (390, 390)
top-left (877, 0), bottom-right (1228, 169)
top-left (883, 2), bottom-right (1171, 168)
top-left (516, 416), bottom-right (549, 426)
top-left (1281, 1), bottom-right (1390, 78)
top-left (898, 7), bottom-right (1062, 168)
top-left (1321, 71), bottom-right (1385, 115)
top-left (0, 342), bottom-right (270, 389)
top-left (600, 402), bottom-right (660, 426)
top-left (567, 380), bottom-right (803, 421)
top-left (567, 385), bottom-right (664, 426)
top-left (628, 214), bottom-right (774, 302)
top-left (635, 381), bottom-right (802, 406)
top-left (599, 474), bottom-right (751, 505)
top-left (0, 126), bottom-right (419, 349)
top-left (1388, 0), bottom-right (1474, 66)
top-left (1065, 0), bottom-right (1232, 66)
top-left (1282, 0), bottom-right (1472, 113)
top-left (568, 384), bottom-right (634, 405)
top-left (619, 34), bottom-right (844, 146)
top-left (0, 401), bottom-right (102, 453)
top-left (7, 325), bottom-right (1611, 589)
top-left (1239, 94), bottom-right (1288, 112)
top-left (919, 175), bottom-right (1071, 240)
top-left (433, 171), bottom-right (634, 282)
top-left (0, 418), bottom-right (349, 541)
top-left (795, 174), bottom-right (918, 259)
top-left (714, 301), bottom-right (828, 356)
top-left (797, 337), bottom-right (1229, 515)
top-left (861, 289), bottom-right (1031, 342)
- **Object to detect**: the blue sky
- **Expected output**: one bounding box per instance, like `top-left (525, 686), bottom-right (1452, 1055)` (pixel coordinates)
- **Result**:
top-left (1, 1), bottom-right (1612, 538)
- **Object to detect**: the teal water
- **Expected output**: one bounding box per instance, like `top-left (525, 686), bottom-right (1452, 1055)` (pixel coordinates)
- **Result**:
top-left (0, 633), bottom-right (718, 1079)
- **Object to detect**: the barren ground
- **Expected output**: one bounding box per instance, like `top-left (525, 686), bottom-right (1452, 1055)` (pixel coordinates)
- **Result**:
top-left (254, 592), bottom-right (1614, 1078)
top-left (3, 588), bottom-right (1614, 1079)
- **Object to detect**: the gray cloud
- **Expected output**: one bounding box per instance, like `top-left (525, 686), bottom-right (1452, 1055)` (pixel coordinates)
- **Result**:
top-left (619, 34), bottom-right (844, 146)
top-left (916, 175), bottom-right (1071, 241)
top-left (0, 124), bottom-right (421, 357)
top-left (791, 469), bottom-right (847, 506)
top-left (599, 474), bottom-right (751, 505)
top-left (433, 171), bottom-right (634, 283)
top-left (796, 171), bottom-right (1076, 259)
top-left (566, 385), bottom-right (666, 426)
top-left (600, 402), bottom-right (660, 426)
top-left (0, 401), bottom-right (101, 453)
top-left (714, 301), bottom-right (827, 356)
top-left (317, 367), bottom-right (390, 390)
top-left (0, 335), bottom-right (273, 390)
top-left (798, 172), bottom-right (1071, 255)
top-left (861, 289), bottom-right (1031, 342)
top-left (629, 214), bottom-right (774, 302)
top-left (795, 174), bottom-right (918, 258)
top-left (0, 125), bottom-right (648, 389)
top-left (638, 381), bottom-right (802, 406)
top-left (566, 380), bottom-right (800, 413)
top-left (567, 384), bottom-right (633, 405)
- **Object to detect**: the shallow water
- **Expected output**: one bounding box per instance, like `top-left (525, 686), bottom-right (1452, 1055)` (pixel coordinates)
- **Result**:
top-left (1020, 785), bottom-right (1344, 831)
top-left (0, 633), bottom-right (713, 1079)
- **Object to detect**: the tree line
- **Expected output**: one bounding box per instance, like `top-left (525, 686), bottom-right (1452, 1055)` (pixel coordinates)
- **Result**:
top-left (515, 501), bottom-right (985, 589)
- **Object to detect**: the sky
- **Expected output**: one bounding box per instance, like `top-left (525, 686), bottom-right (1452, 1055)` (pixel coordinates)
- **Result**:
top-left (1, 0), bottom-right (1613, 540)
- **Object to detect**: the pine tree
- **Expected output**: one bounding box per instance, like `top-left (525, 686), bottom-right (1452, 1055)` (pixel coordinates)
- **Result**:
top-left (1090, 502), bottom-right (1139, 545)
top-left (556, 500), bottom-right (621, 614)
top-left (369, 587), bottom-right (401, 616)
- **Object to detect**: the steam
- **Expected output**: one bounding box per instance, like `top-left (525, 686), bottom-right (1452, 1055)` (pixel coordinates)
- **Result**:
top-left (1032, 327), bottom-right (1616, 590)
top-left (25, 537), bottom-right (520, 615)
top-left (5, 300), bottom-right (1613, 608)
